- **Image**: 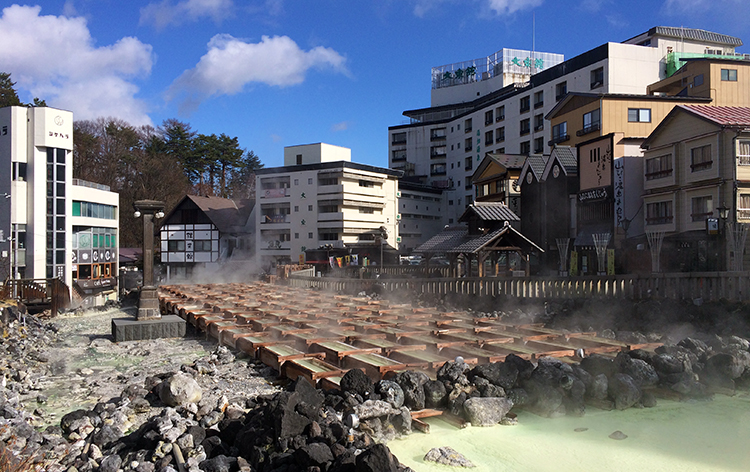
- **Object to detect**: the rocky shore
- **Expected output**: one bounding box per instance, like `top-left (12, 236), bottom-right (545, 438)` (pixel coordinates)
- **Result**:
top-left (1, 294), bottom-right (750, 472)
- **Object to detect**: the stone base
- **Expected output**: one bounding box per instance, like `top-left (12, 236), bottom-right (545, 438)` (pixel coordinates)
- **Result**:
top-left (112, 315), bottom-right (187, 342)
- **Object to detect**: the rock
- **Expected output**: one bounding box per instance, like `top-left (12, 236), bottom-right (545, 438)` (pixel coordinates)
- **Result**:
top-left (296, 443), bottom-right (334, 468)
top-left (353, 400), bottom-right (398, 420)
top-left (609, 430), bottom-right (628, 440)
top-left (393, 371), bottom-right (429, 411)
top-left (705, 352), bottom-right (747, 379)
top-left (199, 455), bottom-right (236, 472)
top-left (615, 352), bottom-right (659, 388)
top-left (462, 397), bottom-right (513, 426)
top-left (608, 373), bottom-right (641, 410)
top-left (340, 368), bottom-right (373, 397)
top-left (99, 454), bottom-right (122, 472)
top-left (90, 424), bottom-right (122, 448)
top-left (423, 380), bottom-right (447, 408)
top-left (580, 354), bottom-right (616, 378)
top-left (504, 354), bottom-right (535, 381)
top-left (470, 362), bottom-right (518, 390)
top-left (424, 446), bottom-right (475, 468)
top-left (355, 443), bottom-right (398, 472)
top-left (375, 380), bottom-right (404, 409)
top-left (437, 361), bottom-right (471, 386)
top-left (158, 373), bottom-right (202, 407)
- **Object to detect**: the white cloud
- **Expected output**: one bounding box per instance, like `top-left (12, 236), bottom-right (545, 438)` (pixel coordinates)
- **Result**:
top-left (662, 0), bottom-right (744, 13)
top-left (140, 0), bottom-right (234, 29)
top-left (485, 0), bottom-right (544, 15)
top-left (0, 5), bottom-right (154, 125)
top-left (167, 34), bottom-right (348, 110)
top-left (331, 121), bottom-right (351, 132)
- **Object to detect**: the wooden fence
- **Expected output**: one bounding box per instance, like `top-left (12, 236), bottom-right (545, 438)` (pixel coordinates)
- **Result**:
top-left (1, 278), bottom-right (72, 314)
top-left (286, 271), bottom-right (750, 303)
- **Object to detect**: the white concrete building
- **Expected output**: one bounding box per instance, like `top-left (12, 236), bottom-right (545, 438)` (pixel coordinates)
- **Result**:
top-left (255, 143), bottom-right (401, 268)
top-left (389, 27), bottom-right (744, 229)
top-left (0, 106), bottom-right (119, 305)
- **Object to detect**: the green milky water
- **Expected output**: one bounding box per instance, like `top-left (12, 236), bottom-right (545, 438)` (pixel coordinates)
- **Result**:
top-left (388, 394), bottom-right (750, 472)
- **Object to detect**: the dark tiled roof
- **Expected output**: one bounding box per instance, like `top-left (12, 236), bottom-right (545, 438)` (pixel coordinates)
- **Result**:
top-left (414, 227), bottom-right (470, 254)
top-left (526, 155), bottom-right (548, 179)
top-left (651, 27), bottom-right (743, 47)
top-left (448, 224), bottom-right (544, 254)
top-left (682, 105), bottom-right (750, 127)
top-left (552, 146), bottom-right (577, 173)
top-left (186, 195), bottom-right (255, 234)
top-left (465, 202), bottom-right (520, 222)
top-left (449, 228), bottom-right (506, 253)
top-left (489, 154), bottom-right (527, 170)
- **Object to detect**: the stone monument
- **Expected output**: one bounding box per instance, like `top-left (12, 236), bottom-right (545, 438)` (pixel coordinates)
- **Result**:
top-left (112, 200), bottom-right (186, 342)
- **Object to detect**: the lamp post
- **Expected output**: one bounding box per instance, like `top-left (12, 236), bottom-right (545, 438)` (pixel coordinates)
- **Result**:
top-left (717, 203), bottom-right (730, 271)
top-left (133, 200), bottom-right (165, 320)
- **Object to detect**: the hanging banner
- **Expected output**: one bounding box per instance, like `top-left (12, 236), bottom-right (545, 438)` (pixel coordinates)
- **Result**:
top-left (570, 251), bottom-right (578, 276)
top-left (351, 254), bottom-right (359, 266)
top-left (329, 256), bottom-right (335, 268)
top-left (336, 257), bottom-right (343, 268)
top-left (607, 249), bottom-right (615, 275)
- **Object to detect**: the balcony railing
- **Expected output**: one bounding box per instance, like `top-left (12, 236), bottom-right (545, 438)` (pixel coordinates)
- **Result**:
top-left (576, 122), bottom-right (600, 137)
top-left (549, 135), bottom-right (570, 146)
top-left (496, 115), bottom-right (505, 122)
top-left (691, 212), bottom-right (713, 222)
top-left (534, 101), bottom-right (544, 109)
top-left (646, 216), bottom-right (674, 225)
top-left (262, 215), bottom-right (288, 224)
top-left (690, 161), bottom-right (713, 172)
top-left (534, 124), bottom-right (544, 132)
top-left (645, 169), bottom-right (673, 180)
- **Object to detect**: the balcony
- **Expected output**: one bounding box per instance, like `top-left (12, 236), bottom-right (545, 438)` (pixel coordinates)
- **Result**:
top-left (430, 130), bottom-right (446, 141)
top-left (261, 188), bottom-right (288, 198)
top-left (645, 169), bottom-right (673, 180)
top-left (261, 215), bottom-right (288, 224)
top-left (576, 122), bottom-right (600, 137)
top-left (549, 135), bottom-right (570, 146)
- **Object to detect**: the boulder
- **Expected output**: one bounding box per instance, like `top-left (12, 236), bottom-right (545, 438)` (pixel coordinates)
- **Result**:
top-left (355, 443), bottom-right (398, 472)
top-left (705, 352), bottom-right (747, 379)
top-left (437, 361), bottom-right (471, 386)
top-left (424, 380), bottom-right (447, 408)
top-left (504, 354), bottom-right (535, 381)
top-left (340, 368), bottom-right (373, 397)
top-left (158, 373), bottom-right (202, 407)
top-left (615, 352), bottom-right (659, 388)
top-left (580, 354), bottom-right (616, 378)
top-left (424, 446), bottom-right (475, 468)
top-left (608, 373), bottom-right (641, 410)
top-left (393, 371), bottom-right (429, 411)
top-left (375, 380), bottom-right (404, 409)
top-left (470, 362), bottom-right (518, 390)
top-left (295, 442), bottom-right (334, 468)
top-left (463, 397), bottom-right (513, 426)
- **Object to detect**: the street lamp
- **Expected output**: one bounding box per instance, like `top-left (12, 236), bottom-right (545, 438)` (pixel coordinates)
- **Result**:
top-left (717, 203), bottom-right (730, 271)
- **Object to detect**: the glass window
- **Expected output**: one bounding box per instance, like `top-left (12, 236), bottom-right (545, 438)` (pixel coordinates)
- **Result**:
top-left (691, 196), bottom-right (713, 222)
top-left (739, 141), bottom-right (750, 165)
top-left (73, 201), bottom-right (81, 216)
top-left (690, 145), bottom-right (712, 171)
top-left (628, 108), bottom-right (651, 122)
top-left (693, 74), bottom-right (704, 87)
top-left (590, 67), bottom-right (604, 88)
top-left (583, 109), bottom-right (601, 131)
top-left (721, 69), bottom-right (737, 81)
top-left (645, 154), bottom-right (672, 180)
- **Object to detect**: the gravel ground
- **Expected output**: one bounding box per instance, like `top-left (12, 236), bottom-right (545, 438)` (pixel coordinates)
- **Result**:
top-left (15, 304), bottom-right (280, 431)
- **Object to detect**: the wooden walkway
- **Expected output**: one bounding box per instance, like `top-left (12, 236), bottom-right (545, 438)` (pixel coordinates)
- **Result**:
top-left (159, 282), bottom-right (660, 389)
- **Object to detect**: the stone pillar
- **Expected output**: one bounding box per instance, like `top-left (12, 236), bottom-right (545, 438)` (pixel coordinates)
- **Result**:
top-left (134, 200), bottom-right (165, 320)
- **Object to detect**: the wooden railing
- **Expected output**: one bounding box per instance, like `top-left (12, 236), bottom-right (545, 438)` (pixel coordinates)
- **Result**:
top-left (1, 278), bottom-right (71, 315)
top-left (287, 271), bottom-right (750, 303)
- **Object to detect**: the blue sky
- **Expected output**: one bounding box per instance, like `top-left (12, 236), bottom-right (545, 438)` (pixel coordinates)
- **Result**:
top-left (1, 0), bottom-right (747, 169)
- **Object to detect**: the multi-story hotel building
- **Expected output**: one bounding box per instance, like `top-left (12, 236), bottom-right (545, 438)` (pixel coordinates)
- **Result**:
top-left (388, 27), bottom-right (744, 232)
top-left (254, 143), bottom-right (401, 269)
top-left (0, 106), bottom-right (119, 305)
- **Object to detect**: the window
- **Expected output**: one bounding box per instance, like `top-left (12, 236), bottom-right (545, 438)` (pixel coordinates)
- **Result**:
top-left (690, 144), bottom-right (712, 172)
top-left (551, 122), bottom-right (568, 144)
top-left (739, 141), bottom-right (750, 165)
top-left (485, 131), bottom-right (493, 145)
top-left (430, 128), bottom-right (446, 140)
top-left (520, 96), bottom-right (530, 113)
top-left (307, 178), bottom-right (313, 185)
top-left (392, 132), bottom-right (406, 144)
top-left (168, 240), bottom-right (186, 251)
top-left (646, 201), bottom-right (673, 225)
top-left (294, 179), bottom-right (299, 185)
top-left (319, 204), bottom-right (338, 213)
top-left (72, 202), bottom-right (116, 219)
top-left (12, 162), bottom-right (27, 181)
top-left (580, 108), bottom-right (601, 136)
top-left (628, 108), bottom-right (651, 123)
top-left (308, 232), bottom-right (313, 239)
top-left (520, 118), bottom-right (530, 135)
top-left (691, 196), bottom-right (713, 222)
top-left (464, 118), bottom-right (472, 132)
top-left (430, 163), bottom-right (446, 175)
top-left (645, 154), bottom-right (673, 180)
top-left (319, 177), bottom-right (337, 186)
top-left (195, 240), bottom-right (213, 252)
top-left (296, 154), bottom-right (302, 165)
top-left (740, 194), bottom-right (750, 219)
top-left (534, 137), bottom-right (544, 154)
top-left (520, 141), bottom-right (530, 155)
top-left (534, 114), bottom-right (544, 131)
top-left (294, 205), bottom-right (299, 212)
top-left (294, 233), bottom-right (300, 239)
top-left (534, 91), bottom-right (544, 108)
top-left (448, 200), bottom-right (454, 206)
top-left (465, 137), bottom-right (473, 151)
top-left (721, 69), bottom-right (737, 81)
top-left (496, 127), bottom-right (505, 143)
top-left (430, 146), bottom-right (447, 158)
top-left (556, 81), bottom-right (567, 100)
top-left (693, 74), bottom-right (704, 87)
top-left (308, 204), bottom-right (313, 211)
top-left (496, 106), bottom-right (505, 121)
top-left (320, 233), bottom-right (338, 241)
top-left (392, 149), bottom-right (407, 161)
top-left (359, 207), bottom-right (374, 214)
top-left (590, 67), bottom-right (604, 89)
top-left (465, 157), bottom-right (473, 171)
top-left (485, 110), bottom-right (494, 125)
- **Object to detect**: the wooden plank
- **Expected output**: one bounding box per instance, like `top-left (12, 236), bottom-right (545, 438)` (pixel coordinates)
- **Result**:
top-left (343, 353), bottom-right (406, 379)
top-left (258, 344), bottom-right (325, 372)
top-left (412, 418), bottom-right (430, 433)
top-left (439, 345), bottom-right (507, 364)
top-left (282, 357), bottom-right (343, 385)
top-left (236, 335), bottom-right (293, 357)
top-left (310, 341), bottom-right (381, 364)
top-left (388, 349), bottom-right (449, 370)
top-left (411, 408), bottom-right (443, 419)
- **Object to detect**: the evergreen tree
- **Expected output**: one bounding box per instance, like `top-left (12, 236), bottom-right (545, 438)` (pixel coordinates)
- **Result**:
top-left (0, 72), bottom-right (22, 108)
